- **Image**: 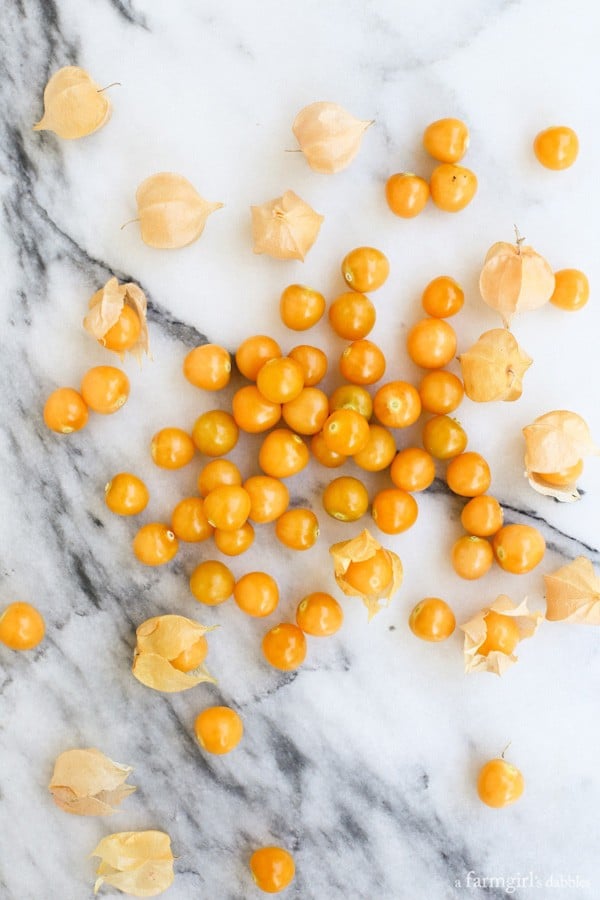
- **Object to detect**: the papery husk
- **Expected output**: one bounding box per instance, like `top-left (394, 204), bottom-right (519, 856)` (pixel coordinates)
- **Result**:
top-left (92, 830), bottom-right (174, 896)
top-left (136, 173), bottom-right (223, 249)
top-left (544, 556), bottom-right (600, 623)
top-left (132, 615), bottom-right (215, 692)
top-left (459, 329), bottom-right (532, 402)
top-left (330, 529), bottom-right (403, 621)
top-left (523, 410), bottom-right (599, 502)
top-left (33, 66), bottom-right (111, 139)
top-left (479, 240), bottom-right (555, 327)
top-left (251, 190), bottom-right (323, 260)
top-left (460, 595), bottom-right (543, 675)
top-left (83, 277), bottom-right (150, 361)
top-left (49, 748), bottom-right (136, 816)
top-left (292, 101), bottom-right (373, 174)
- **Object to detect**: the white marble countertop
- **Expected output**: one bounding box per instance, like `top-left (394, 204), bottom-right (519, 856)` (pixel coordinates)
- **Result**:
top-left (2, 1), bottom-right (600, 898)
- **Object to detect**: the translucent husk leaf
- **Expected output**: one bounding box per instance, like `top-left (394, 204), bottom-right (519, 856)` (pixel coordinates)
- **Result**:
top-left (132, 615), bottom-right (216, 692)
top-left (136, 173), bottom-right (223, 249)
top-left (459, 329), bottom-right (532, 402)
top-left (523, 410), bottom-right (599, 502)
top-left (92, 830), bottom-right (174, 896)
top-left (292, 101), bottom-right (373, 174)
top-left (479, 240), bottom-right (555, 327)
top-left (544, 556), bottom-right (600, 623)
top-left (330, 529), bottom-right (403, 621)
top-left (460, 595), bottom-right (543, 675)
top-left (49, 748), bottom-right (136, 816)
top-left (83, 277), bottom-right (150, 361)
top-left (33, 66), bottom-right (111, 139)
top-left (251, 190), bottom-right (324, 261)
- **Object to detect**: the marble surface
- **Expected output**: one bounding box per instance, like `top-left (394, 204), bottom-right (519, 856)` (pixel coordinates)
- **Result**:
top-left (1, 1), bottom-right (600, 898)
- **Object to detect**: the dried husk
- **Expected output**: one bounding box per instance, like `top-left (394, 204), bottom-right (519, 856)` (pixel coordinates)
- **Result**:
top-left (523, 410), bottom-right (599, 502)
top-left (83, 277), bottom-right (150, 361)
top-left (92, 830), bottom-right (174, 896)
top-left (460, 595), bottom-right (543, 676)
top-left (544, 556), bottom-right (600, 623)
top-left (33, 66), bottom-right (111, 139)
top-left (330, 529), bottom-right (403, 621)
top-left (459, 329), bottom-right (532, 402)
top-left (292, 101), bottom-right (373, 174)
top-left (251, 190), bottom-right (323, 261)
top-left (136, 173), bottom-right (223, 249)
top-left (479, 239), bottom-right (555, 327)
top-left (49, 748), bottom-right (136, 816)
top-left (132, 615), bottom-right (215, 692)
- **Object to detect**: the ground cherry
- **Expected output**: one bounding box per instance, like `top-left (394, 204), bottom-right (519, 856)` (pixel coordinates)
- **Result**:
top-left (339, 339), bottom-right (386, 385)
top-left (478, 610), bottom-right (520, 657)
top-left (192, 410), bottom-right (239, 457)
top-left (183, 344), bottom-right (231, 390)
top-left (101, 305), bottom-right (141, 352)
top-left (234, 572), bottom-right (279, 617)
top-left (430, 163), bottom-right (477, 212)
top-left (105, 472), bottom-right (149, 515)
top-left (539, 459), bottom-right (584, 486)
top-left (418, 370), bottom-right (464, 414)
top-left (282, 387), bottom-right (329, 435)
top-left (451, 535), bottom-right (493, 580)
top-left (373, 380), bottom-right (421, 428)
top-left (461, 495), bottom-right (503, 537)
top-left (249, 847), bottom-right (295, 894)
top-left (171, 497), bottom-right (213, 542)
top-left (296, 592), bottom-right (343, 636)
top-left (214, 522), bottom-right (255, 556)
top-left (477, 758), bottom-right (524, 808)
top-left (235, 335), bottom-right (282, 381)
top-left (280, 284), bottom-right (325, 330)
top-left (288, 344), bottom-right (328, 385)
top-left (256, 357), bottom-right (304, 404)
top-left (492, 525), bottom-right (545, 574)
top-left (323, 476), bottom-right (369, 522)
top-left (372, 488), bottom-right (418, 534)
top-left (422, 415), bottom-right (467, 459)
top-left (423, 118), bottom-right (469, 163)
top-left (409, 597), bottom-right (455, 642)
top-left (549, 269), bottom-right (589, 311)
top-left (194, 706), bottom-right (243, 754)
top-left (275, 508), bottom-right (319, 550)
top-left (244, 475), bottom-right (289, 523)
top-left (385, 173), bottom-right (429, 218)
top-left (341, 247), bottom-right (389, 293)
top-left (133, 523), bottom-right (178, 566)
top-left (352, 424), bottom-right (396, 472)
top-left (390, 447), bottom-right (436, 492)
top-left (232, 385), bottom-right (281, 433)
top-left (198, 460), bottom-right (242, 497)
top-left (421, 275), bottom-right (464, 318)
top-left (328, 292), bottom-right (376, 340)
top-left (322, 408), bottom-right (370, 456)
top-left (259, 429), bottom-right (309, 478)
top-left (344, 549), bottom-right (393, 595)
top-left (170, 636), bottom-right (208, 672)
top-left (80, 366), bottom-right (129, 414)
top-left (190, 560), bottom-right (235, 605)
top-left (203, 485), bottom-right (251, 531)
top-left (43, 387), bottom-right (89, 434)
top-left (533, 126), bottom-right (578, 170)
top-left (310, 432), bottom-right (347, 468)
top-left (328, 384), bottom-right (373, 419)
top-left (407, 318), bottom-right (457, 369)
top-left (151, 427), bottom-right (196, 469)
top-left (0, 602), bottom-right (45, 650)
top-left (262, 623), bottom-right (307, 671)
top-left (446, 452), bottom-right (491, 497)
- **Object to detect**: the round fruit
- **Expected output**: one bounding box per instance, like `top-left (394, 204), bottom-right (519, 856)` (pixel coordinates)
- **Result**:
top-left (170, 636), bottom-right (208, 672)
top-left (429, 164), bottom-right (477, 212)
top-left (371, 488), bottom-right (418, 534)
top-left (341, 247), bottom-right (389, 293)
top-left (258, 430), bottom-right (309, 479)
top-left (0, 602), bottom-right (45, 650)
top-left (194, 706), bottom-right (243, 754)
top-left (190, 560), bottom-right (235, 606)
top-left (328, 292), bottom-right (376, 340)
top-left (373, 381), bottom-right (421, 428)
top-left (296, 592), bottom-right (343, 636)
top-left (234, 572), bottom-right (279, 617)
top-left (477, 758), bottom-right (524, 808)
top-left (492, 525), bottom-right (545, 574)
top-left (275, 508), bottom-right (319, 550)
top-left (460, 495), bottom-right (503, 537)
top-left (80, 366), bottom-right (129, 414)
top-left (262, 623), bottom-right (307, 671)
top-left (235, 335), bottom-right (282, 381)
top-left (409, 597), bottom-right (455, 642)
top-left (339, 339), bottom-right (386, 385)
top-left (549, 269), bottom-right (589, 311)
top-left (104, 473), bottom-right (149, 516)
top-left (288, 344), bottom-right (328, 385)
top-left (478, 610), bottom-right (520, 657)
top-left (533, 126), bottom-right (578, 170)
top-left (183, 344), bottom-right (231, 390)
top-left (407, 318), bottom-right (457, 369)
top-left (352, 424), bottom-right (396, 472)
top-left (192, 410), bottom-right (239, 457)
top-left (151, 427), bottom-right (195, 469)
top-left (249, 846), bottom-right (295, 894)
top-left (43, 387), bottom-right (89, 434)
top-left (418, 370), bottom-right (464, 415)
top-left (171, 497), bottom-right (213, 542)
top-left (322, 408), bottom-right (370, 456)
top-left (101, 305), bottom-right (141, 352)
top-left (203, 485), bottom-right (251, 532)
top-left (385, 173), bottom-right (429, 218)
top-left (133, 523), bottom-right (178, 566)
top-left (198, 460), bottom-right (242, 497)
top-left (280, 284), bottom-right (326, 330)
top-left (232, 385), bottom-right (281, 434)
top-left (256, 357), bottom-right (305, 404)
top-left (423, 118), bottom-right (469, 163)
top-left (422, 415), bottom-right (467, 459)
top-left (244, 476), bottom-right (289, 523)
top-left (446, 452), bottom-right (491, 497)
top-left (390, 447), bottom-right (436, 492)
top-left (451, 535), bottom-right (493, 580)
top-left (323, 477), bottom-right (369, 522)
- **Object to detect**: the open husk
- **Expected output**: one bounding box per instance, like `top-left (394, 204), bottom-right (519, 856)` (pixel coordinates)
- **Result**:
top-left (83, 277), bottom-right (149, 361)
top-left (330, 529), bottom-right (403, 620)
top-left (92, 830), bottom-right (174, 896)
top-left (460, 595), bottom-right (543, 675)
top-left (459, 329), bottom-right (532, 402)
top-left (135, 173), bottom-right (223, 249)
top-left (479, 238), bottom-right (555, 327)
top-left (132, 615), bottom-right (215, 692)
top-left (33, 66), bottom-right (111, 139)
top-left (251, 190), bottom-right (323, 260)
top-left (544, 556), bottom-right (600, 623)
top-left (49, 748), bottom-right (136, 816)
top-left (523, 410), bottom-right (599, 502)
top-left (292, 101), bottom-right (373, 174)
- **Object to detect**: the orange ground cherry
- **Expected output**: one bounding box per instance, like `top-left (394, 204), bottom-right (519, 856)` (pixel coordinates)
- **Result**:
top-left (234, 572), bottom-right (279, 617)
top-left (0, 602), bottom-right (45, 650)
top-left (282, 387), bottom-right (329, 435)
top-left (194, 706), bottom-right (243, 755)
top-left (385, 173), bottom-right (429, 218)
top-left (275, 508), bottom-right (319, 550)
top-left (151, 427), bottom-right (196, 469)
top-left (279, 284), bottom-right (325, 330)
top-left (390, 447), bottom-right (436, 492)
top-left (214, 522), bottom-right (255, 556)
top-left (232, 385), bottom-right (281, 433)
top-left (244, 475), bottom-right (289, 523)
top-left (421, 275), bottom-right (464, 318)
top-left (310, 432), bottom-right (347, 468)
top-left (409, 597), bottom-right (455, 642)
top-left (170, 636), bottom-right (208, 672)
top-left (418, 370), bottom-right (464, 414)
top-left (446, 452), bottom-right (491, 497)
top-left (533, 126), bottom-right (579, 170)
top-left (407, 318), bottom-right (457, 369)
top-left (477, 758), bottom-right (524, 808)
top-left (80, 366), bottom-right (129, 414)
top-left (262, 623), bottom-right (307, 671)
top-left (256, 357), bottom-right (305, 404)
top-left (341, 246), bottom-right (389, 293)
top-left (259, 429), bottom-right (309, 478)
top-left (192, 410), bottom-right (239, 456)
top-left (344, 549), bottom-right (393, 596)
top-left (540, 459), bottom-right (584, 486)
top-left (288, 344), bottom-right (328, 385)
top-left (183, 344), bottom-right (231, 390)
top-left (423, 118), bottom-right (469, 163)
top-left (43, 387), bottom-right (89, 434)
top-left (197, 459), bottom-right (242, 497)
top-left (328, 291), bottom-right (376, 340)
top-left (322, 408), bottom-right (370, 456)
top-left (451, 535), bottom-right (493, 580)
top-left (235, 335), bottom-right (282, 381)
top-left (133, 523), bottom-right (178, 566)
top-left (249, 846), bottom-right (295, 894)
top-left (549, 269), bottom-right (589, 311)
top-left (373, 380), bottom-right (421, 428)
top-left (328, 384), bottom-right (373, 419)
top-left (105, 472), bottom-right (149, 516)
top-left (478, 610), bottom-right (521, 657)
top-left (101, 305), bottom-right (141, 352)
top-left (353, 424), bottom-right (396, 472)
top-left (429, 163), bottom-right (477, 212)
top-left (171, 497), bottom-right (213, 542)
top-left (372, 488), bottom-right (418, 534)
top-left (461, 495), bottom-right (503, 537)
top-left (203, 485), bottom-right (251, 531)
top-left (339, 339), bottom-right (386, 385)
top-left (492, 524), bottom-right (546, 574)
top-left (296, 592), bottom-right (343, 636)
top-left (190, 560), bottom-right (235, 605)
top-left (323, 476), bottom-right (369, 522)
top-left (422, 415), bottom-right (467, 459)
